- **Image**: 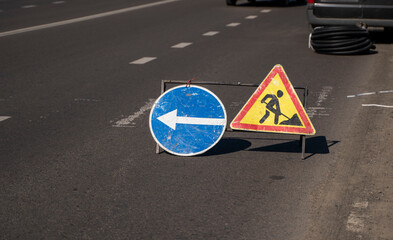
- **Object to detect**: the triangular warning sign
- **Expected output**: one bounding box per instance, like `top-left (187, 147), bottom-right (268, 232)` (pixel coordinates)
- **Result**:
top-left (230, 65), bottom-right (315, 135)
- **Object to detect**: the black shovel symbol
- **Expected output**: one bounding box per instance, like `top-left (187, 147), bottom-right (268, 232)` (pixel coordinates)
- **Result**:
top-left (259, 90), bottom-right (303, 127)
top-left (279, 113), bottom-right (303, 126)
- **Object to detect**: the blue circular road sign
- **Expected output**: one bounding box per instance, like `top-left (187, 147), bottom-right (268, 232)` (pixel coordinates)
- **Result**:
top-left (149, 85), bottom-right (227, 156)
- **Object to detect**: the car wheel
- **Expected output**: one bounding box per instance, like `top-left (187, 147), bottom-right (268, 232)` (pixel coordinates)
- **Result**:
top-left (385, 27), bottom-right (393, 32)
top-left (279, 0), bottom-right (289, 6)
top-left (226, 0), bottom-right (237, 5)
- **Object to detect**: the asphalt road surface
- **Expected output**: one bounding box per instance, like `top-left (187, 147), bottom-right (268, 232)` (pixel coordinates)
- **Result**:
top-left (1, 0), bottom-right (393, 239)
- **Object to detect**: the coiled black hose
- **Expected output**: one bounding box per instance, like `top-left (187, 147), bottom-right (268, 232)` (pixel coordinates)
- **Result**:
top-left (310, 26), bottom-right (375, 55)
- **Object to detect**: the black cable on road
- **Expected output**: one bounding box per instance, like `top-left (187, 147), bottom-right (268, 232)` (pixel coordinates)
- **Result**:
top-left (310, 26), bottom-right (375, 55)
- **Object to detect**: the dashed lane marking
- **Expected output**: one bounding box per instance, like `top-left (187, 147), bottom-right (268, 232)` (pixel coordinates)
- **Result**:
top-left (129, 57), bottom-right (157, 65)
top-left (362, 104), bottom-right (393, 108)
top-left (171, 42), bottom-right (192, 48)
top-left (21, 5), bottom-right (37, 9)
top-left (307, 86), bottom-right (333, 118)
top-left (261, 9), bottom-right (271, 13)
top-left (0, 116), bottom-right (11, 122)
top-left (347, 90), bottom-right (393, 98)
top-left (316, 86), bottom-right (333, 106)
top-left (307, 107), bottom-right (330, 118)
top-left (346, 201), bottom-right (369, 234)
top-left (74, 98), bottom-right (101, 102)
top-left (347, 212), bottom-right (365, 233)
top-left (226, 23), bottom-right (240, 27)
top-left (203, 31), bottom-right (219, 36)
top-left (353, 201), bottom-right (369, 209)
top-left (112, 98), bottom-right (155, 127)
top-left (245, 15), bottom-right (258, 19)
top-left (0, 0), bottom-right (180, 38)
top-left (379, 90), bottom-right (393, 94)
top-left (52, 1), bottom-right (66, 4)
top-left (348, 92), bottom-right (376, 98)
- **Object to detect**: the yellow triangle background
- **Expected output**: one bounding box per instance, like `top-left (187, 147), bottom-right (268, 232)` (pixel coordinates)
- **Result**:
top-left (240, 73), bottom-right (306, 128)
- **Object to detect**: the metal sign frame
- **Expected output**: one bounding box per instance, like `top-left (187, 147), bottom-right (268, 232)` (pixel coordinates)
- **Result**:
top-left (156, 80), bottom-right (309, 159)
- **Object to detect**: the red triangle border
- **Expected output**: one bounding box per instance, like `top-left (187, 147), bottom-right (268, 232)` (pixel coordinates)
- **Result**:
top-left (230, 65), bottom-right (315, 135)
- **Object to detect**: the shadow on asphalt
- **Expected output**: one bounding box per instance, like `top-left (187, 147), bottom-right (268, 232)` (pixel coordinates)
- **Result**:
top-left (202, 138), bottom-right (252, 156)
top-left (248, 136), bottom-right (339, 159)
top-left (370, 30), bottom-right (393, 44)
top-left (203, 136), bottom-right (338, 159)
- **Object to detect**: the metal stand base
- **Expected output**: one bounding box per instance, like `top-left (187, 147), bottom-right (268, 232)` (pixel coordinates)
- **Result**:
top-left (156, 80), bottom-right (309, 159)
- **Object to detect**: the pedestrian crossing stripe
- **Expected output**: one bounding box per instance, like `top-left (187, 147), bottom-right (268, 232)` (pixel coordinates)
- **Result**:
top-left (230, 65), bottom-right (315, 135)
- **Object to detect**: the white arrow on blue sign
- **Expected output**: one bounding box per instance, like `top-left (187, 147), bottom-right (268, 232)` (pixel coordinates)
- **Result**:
top-left (149, 85), bottom-right (227, 156)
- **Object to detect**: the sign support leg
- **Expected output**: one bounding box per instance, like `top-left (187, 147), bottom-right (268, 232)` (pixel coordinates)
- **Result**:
top-left (300, 135), bottom-right (306, 159)
top-left (154, 80), bottom-right (313, 160)
top-left (300, 87), bottom-right (308, 159)
top-left (155, 81), bottom-right (166, 154)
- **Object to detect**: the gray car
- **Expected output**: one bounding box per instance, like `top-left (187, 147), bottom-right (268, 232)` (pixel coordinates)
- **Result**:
top-left (226, 0), bottom-right (295, 6)
top-left (307, 0), bottom-right (393, 29)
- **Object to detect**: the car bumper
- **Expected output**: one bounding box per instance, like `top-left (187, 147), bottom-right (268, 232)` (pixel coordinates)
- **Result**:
top-left (307, 7), bottom-right (393, 28)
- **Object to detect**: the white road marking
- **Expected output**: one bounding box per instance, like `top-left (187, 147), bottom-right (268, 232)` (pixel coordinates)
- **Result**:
top-left (307, 86), bottom-right (332, 118)
top-left (129, 57), bottom-right (157, 65)
top-left (0, 116), bottom-right (11, 122)
top-left (74, 98), bottom-right (101, 102)
top-left (354, 92), bottom-right (376, 97)
top-left (0, 0), bottom-right (180, 38)
top-left (245, 15), bottom-right (258, 19)
top-left (346, 201), bottom-right (369, 233)
top-left (316, 86), bottom-right (333, 106)
top-left (359, 92), bottom-right (376, 96)
top-left (52, 1), bottom-right (66, 4)
top-left (203, 31), bottom-right (219, 36)
top-left (261, 9), bottom-right (272, 13)
top-left (21, 5), bottom-right (37, 9)
top-left (347, 212), bottom-right (365, 233)
top-left (362, 104), bottom-right (393, 108)
top-left (307, 107), bottom-right (330, 117)
top-left (353, 201), bottom-right (369, 209)
top-left (378, 90), bottom-right (393, 94)
top-left (229, 101), bottom-right (243, 107)
top-left (347, 90), bottom-right (393, 98)
top-left (171, 42), bottom-right (192, 48)
top-left (226, 23), bottom-right (240, 27)
top-left (112, 98), bottom-right (155, 127)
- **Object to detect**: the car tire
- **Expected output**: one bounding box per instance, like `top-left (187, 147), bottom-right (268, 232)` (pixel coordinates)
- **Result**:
top-left (279, 0), bottom-right (289, 6)
top-left (385, 27), bottom-right (393, 32)
top-left (226, 0), bottom-right (237, 6)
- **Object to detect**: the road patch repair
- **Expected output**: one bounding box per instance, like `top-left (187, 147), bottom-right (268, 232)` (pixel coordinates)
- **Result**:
top-left (150, 65), bottom-right (315, 158)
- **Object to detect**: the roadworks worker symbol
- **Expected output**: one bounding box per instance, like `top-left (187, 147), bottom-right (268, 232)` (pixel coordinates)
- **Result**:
top-left (230, 65), bottom-right (316, 135)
